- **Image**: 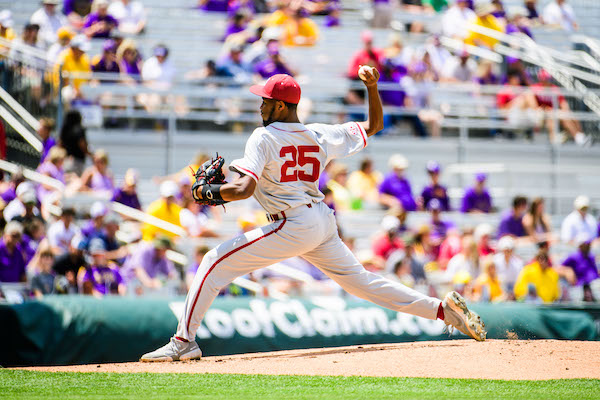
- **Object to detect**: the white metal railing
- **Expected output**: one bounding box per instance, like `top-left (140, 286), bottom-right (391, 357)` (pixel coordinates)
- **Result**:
top-left (440, 36), bottom-right (503, 64)
top-left (0, 37), bottom-right (49, 70)
top-left (0, 85), bottom-right (41, 132)
top-left (463, 24), bottom-right (600, 121)
top-left (572, 34), bottom-right (600, 63)
top-left (0, 106), bottom-right (42, 152)
top-left (0, 158), bottom-right (63, 190)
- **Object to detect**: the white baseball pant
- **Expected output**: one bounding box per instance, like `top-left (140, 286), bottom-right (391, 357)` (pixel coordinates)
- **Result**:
top-left (176, 201), bottom-right (441, 341)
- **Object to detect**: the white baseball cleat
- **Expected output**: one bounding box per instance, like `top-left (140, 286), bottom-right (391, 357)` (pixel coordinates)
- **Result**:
top-left (442, 291), bottom-right (487, 342)
top-left (140, 337), bottom-right (202, 362)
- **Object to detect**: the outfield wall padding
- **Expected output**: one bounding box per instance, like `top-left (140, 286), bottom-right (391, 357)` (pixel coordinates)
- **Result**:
top-left (0, 296), bottom-right (598, 366)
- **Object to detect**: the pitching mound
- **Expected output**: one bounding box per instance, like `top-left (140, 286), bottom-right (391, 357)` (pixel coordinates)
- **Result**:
top-left (21, 340), bottom-right (600, 380)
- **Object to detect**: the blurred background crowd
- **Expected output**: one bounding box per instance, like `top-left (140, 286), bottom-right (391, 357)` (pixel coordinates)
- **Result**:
top-left (0, 0), bottom-right (599, 305)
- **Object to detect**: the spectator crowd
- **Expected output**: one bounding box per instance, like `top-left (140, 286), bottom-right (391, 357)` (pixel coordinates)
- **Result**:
top-left (0, 0), bottom-right (593, 145)
top-left (0, 112), bottom-right (599, 305)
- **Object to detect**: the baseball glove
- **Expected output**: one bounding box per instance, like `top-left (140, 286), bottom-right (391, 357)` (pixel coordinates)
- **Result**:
top-left (191, 154), bottom-right (228, 206)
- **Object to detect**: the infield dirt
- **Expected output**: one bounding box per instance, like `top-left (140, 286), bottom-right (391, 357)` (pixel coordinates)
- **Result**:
top-left (20, 339), bottom-right (600, 380)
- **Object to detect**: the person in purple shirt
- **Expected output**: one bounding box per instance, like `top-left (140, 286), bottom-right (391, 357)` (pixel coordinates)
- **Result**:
top-left (524, 0), bottom-right (539, 20)
top-left (0, 171), bottom-right (25, 204)
top-left (378, 60), bottom-right (407, 108)
top-left (324, 2), bottom-right (341, 27)
top-left (227, 0), bottom-right (255, 18)
top-left (254, 43), bottom-right (295, 79)
top-left (112, 168), bottom-right (141, 210)
top-left (461, 173), bottom-right (493, 213)
top-left (562, 235), bottom-right (598, 302)
top-left (117, 39), bottom-right (142, 80)
top-left (319, 161), bottom-right (332, 192)
top-left (37, 118), bottom-right (57, 163)
top-left (505, 7), bottom-right (534, 39)
top-left (223, 10), bottom-right (249, 41)
top-left (379, 154), bottom-right (417, 211)
top-left (81, 201), bottom-right (107, 239)
top-left (121, 236), bottom-right (176, 291)
top-left (197, 0), bottom-right (228, 12)
top-left (474, 60), bottom-right (499, 85)
top-left (0, 221), bottom-right (27, 283)
top-left (83, 0), bottom-right (118, 38)
top-left (429, 198), bottom-right (455, 244)
top-left (491, 0), bottom-right (506, 20)
top-left (497, 196), bottom-right (528, 238)
top-left (81, 238), bottom-right (125, 296)
top-left (185, 245), bottom-right (210, 289)
top-left (420, 161), bottom-right (450, 211)
top-left (92, 39), bottom-right (121, 80)
top-left (36, 146), bottom-right (66, 204)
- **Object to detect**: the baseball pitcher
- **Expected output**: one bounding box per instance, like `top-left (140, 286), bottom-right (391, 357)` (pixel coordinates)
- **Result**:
top-left (141, 67), bottom-right (486, 362)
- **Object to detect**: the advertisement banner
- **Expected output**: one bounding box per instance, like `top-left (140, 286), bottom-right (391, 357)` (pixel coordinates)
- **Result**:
top-left (0, 295), bottom-right (597, 367)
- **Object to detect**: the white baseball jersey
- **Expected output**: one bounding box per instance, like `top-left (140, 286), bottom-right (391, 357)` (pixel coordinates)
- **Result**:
top-left (229, 121), bottom-right (368, 214)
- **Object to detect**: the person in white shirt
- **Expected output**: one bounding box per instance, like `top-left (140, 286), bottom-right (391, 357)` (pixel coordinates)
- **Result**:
top-left (141, 44), bottom-right (176, 86)
top-left (444, 236), bottom-right (480, 282)
top-left (492, 236), bottom-right (523, 296)
top-left (441, 50), bottom-right (477, 82)
top-left (108, 0), bottom-right (146, 35)
top-left (8, 23), bottom-right (44, 66)
top-left (3, 182), bottom-right (38, 223)
top-left (442, 0), bottom-right (477, 39)
top-left (561, 195), bottom-right (596, 244)
top-left (424, 35), bottom-right (451, 75)
top-left (47, 207), bottom-right (81, 256)
top-left (543, 0), bottom-right (577, 32)
top-left (30, 0), bottom-right (67, 48)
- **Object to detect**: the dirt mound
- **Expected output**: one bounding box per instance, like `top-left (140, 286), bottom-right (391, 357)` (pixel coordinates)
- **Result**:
top-left (20, 340), bottom-right (600, 380)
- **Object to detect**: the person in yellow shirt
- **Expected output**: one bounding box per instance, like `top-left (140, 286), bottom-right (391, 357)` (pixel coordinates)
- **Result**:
top-left (0, 10), bottom-right (16, 57)
top-left (347, 157), bottom-right (382, 205)
top-left (327, 163), bottom-right (356, 211)
top-left (514, 252), bottom-right (560, 303)
top-left (465, 3), bottom-right (505, 49)
top-left (54, 35), bottom-right (91, 99)
top-left (264, 5), bottom-right (290, 27)
top-left (473, 256), bottom-right (504, 302)
top-left (282, 9), bottom-right (319, 47)
top-left (141, 180), bottom-right (184, 241)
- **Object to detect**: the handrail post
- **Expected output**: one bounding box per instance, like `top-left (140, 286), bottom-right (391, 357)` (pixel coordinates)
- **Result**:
top-left (550, 92), bottom-right (560, 215)
top-left (457, 112), bottom-right (468, 189)
top-left (56, 65), bottom-right (63, 134)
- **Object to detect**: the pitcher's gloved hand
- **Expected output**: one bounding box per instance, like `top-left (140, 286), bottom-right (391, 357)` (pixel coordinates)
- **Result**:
top-left (191, 154), bottom-right (228, 206)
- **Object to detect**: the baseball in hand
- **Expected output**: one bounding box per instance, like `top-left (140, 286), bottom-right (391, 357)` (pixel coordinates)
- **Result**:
top-left (358, 65), bottom-right (380, 85)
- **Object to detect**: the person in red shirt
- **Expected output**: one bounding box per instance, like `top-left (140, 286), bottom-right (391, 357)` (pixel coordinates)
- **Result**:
top-left (497, 70), bottom-right (542, 133)
top-left (531, 69), bottom-right (589, 145)
top-left (372, 214), bottom-right (405, 260)
top-left (347, 30), bottom-right (384, 79)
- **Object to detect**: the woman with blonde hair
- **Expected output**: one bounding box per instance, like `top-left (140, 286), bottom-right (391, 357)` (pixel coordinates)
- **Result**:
top-left (473, 256), bottom-right (504, 302)
top-left (36, 146), bottom-right (67, 203)
top-left (79, 149), bottom-right (115, 194)
top-left (117, 39), bottom-right (143, 80)
top-left (522, 197), bottom-right (552, 242)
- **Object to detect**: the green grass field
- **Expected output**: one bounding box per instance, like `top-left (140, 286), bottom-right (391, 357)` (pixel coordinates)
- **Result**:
top-left (1, 370), bottom-right (600, 400)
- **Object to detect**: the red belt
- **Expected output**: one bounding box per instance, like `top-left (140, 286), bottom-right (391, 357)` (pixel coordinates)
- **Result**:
top-left (267, 204), bottom-right (312, 222)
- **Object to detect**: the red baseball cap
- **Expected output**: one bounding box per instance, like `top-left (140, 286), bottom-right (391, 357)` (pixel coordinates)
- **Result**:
top-left (249, 74), bottom-right (301, 104)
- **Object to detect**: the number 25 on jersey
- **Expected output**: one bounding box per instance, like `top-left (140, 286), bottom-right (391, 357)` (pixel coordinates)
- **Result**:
top-left (280, 145), bottom-right (321, 183)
